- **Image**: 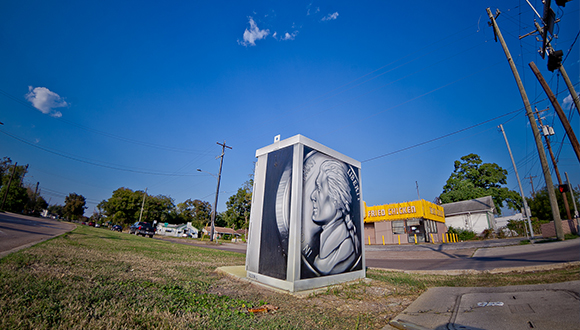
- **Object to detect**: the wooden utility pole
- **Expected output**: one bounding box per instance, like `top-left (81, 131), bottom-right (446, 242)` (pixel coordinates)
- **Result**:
top-left (210, 141), bottom-right (232, 242)
top-left (529, 61), bottom-right (580, 164)
top-left (534, 108), bottom-right (572, 220)
top-left (1, 162), bottom-right (18, 211)
top-left (526, 176), bottom-right (537, 197)
top-left (138, 188), bottom-right (148, 222)
top-left (487, 8), bottom-right (564, 240)
top-left (533, 21), bottom-right (580, 116)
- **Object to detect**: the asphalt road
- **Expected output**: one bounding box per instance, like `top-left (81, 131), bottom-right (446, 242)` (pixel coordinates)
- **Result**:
top-left (157, 235), bottom-right (580, 271)
top-left (365, 239), bottom-right (580, 271)
top-left (0, 212), bottom-right (75, 258)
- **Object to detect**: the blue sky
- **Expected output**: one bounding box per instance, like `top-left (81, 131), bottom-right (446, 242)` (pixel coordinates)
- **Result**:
top-left (1, 0), bottom-right (578, 217)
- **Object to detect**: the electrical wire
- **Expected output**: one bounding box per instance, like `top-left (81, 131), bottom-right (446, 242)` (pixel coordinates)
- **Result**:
top-left (0, 129), bottom-right (202, 176)
top-left (0, 88), bottom-right (203, 154)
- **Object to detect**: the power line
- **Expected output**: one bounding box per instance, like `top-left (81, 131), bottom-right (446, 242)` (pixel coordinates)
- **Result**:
top-left (0, 88), bottom-right (203, 154)
top-left (362, 108), bottom-right (524, 163)
top-left (0, 129), bottom-right (202, 176)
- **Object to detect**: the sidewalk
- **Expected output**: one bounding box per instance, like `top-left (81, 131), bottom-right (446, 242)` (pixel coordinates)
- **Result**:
top-left (383, 281), bottom-right (580, 330)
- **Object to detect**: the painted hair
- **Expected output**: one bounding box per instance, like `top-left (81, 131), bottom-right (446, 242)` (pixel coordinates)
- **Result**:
top-left (319, 160), bottom-right (352, 214)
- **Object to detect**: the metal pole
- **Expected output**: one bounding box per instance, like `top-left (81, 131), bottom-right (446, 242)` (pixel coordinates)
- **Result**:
top-left (138, 187), bottom-right (148, 222)
top-left (210, 141), bottom-right (232, 242)
top-left (487, 8), bottom-right (564, 240)
top-left (499, 124), bottom-right (534, 237)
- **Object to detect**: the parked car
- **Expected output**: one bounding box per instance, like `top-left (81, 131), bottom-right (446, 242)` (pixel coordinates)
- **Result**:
top-left (88, 222), bottom-right (95, 227)
top-left (111, 225), bottom-right (122, 232)
top-left (129, 222), bottom-right (156, 238)
top-left (181, 233), bottom-right (193, 238)
top-left (94, 223), bottom-right (101, 228)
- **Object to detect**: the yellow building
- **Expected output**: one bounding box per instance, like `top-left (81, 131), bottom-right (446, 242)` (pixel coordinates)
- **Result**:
top-left (364, 199), bottom-right (445, 244)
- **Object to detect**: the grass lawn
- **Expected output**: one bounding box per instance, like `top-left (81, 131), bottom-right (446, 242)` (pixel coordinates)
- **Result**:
top-left (1, 225), bottom-right (578, 329)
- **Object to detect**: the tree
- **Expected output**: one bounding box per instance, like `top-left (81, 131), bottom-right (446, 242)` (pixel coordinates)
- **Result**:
top-left (176, 199), bottom-right (212, 229)
top-left (222, 181), bottom-right (252, 230)
top-left (439, 153), bottom-right (521, 215)
top-left (527, 185), bottom-right (580, 221)
top-left (48, 204), bottom-right (64, 218)
top-left (64, 193), bottom-right (87, 220)
top-left (99, 187), bottom-right (175, 225)
top-left (24, 185), bottom-right (48, 215)
top-left (0, 157), bottom-right (30, 213)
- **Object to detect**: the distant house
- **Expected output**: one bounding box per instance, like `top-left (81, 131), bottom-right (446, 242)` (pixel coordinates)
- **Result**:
top-left (202, 226), bottom-right (240, 240)
top-left (443, 196), bottom-right (497, 234)
top-left (156, 222), bottom-right (199, 238)
top-left (494, 213), bottom-right (524, 237)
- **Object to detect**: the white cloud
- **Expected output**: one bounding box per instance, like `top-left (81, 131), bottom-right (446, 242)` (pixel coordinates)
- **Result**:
top-left (321, 12), bottom-right (339, 21)
top-left (238, 17), bottom-right (270, 47)
top-left (25, 86), bottom-right (67, 117)
top-left (562, 92), bottom-right (577, 109)
top-left (282, 31), bottom-right (298, 41)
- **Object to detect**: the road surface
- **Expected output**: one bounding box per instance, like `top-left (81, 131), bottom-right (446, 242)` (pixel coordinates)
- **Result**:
top-left (0, 212), bottom-right (75, 258)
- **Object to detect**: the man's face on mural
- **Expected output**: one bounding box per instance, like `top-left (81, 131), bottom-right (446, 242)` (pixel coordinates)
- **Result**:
top-left (311, 170), bottom-right (337, 224)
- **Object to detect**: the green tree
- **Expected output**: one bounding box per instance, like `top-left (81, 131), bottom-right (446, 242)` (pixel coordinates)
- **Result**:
top-left (24, 185), bottom-right (48, 215)
top-left (527, 185), bottom-right (580, 221)
top-left (223, 182), bottom-right (252, 230)
top-left (48, 204), bottom-right (64, 218)
top-left (64, 193), bottom-right (87, 220)
top-left (0, 158), bottom-right (30, 213)
top-left (176, 199), bottom-right (212, 229)
top-left (99, 188), bottom-right (175, 226)
top-left (439, 153), bottom-right (521, 215)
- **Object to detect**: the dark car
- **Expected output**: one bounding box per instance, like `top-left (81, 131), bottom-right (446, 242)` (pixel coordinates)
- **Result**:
top-left (129, 222), bottom-right (156, 238)
top-left (111, 225), bottom-right (122, 232)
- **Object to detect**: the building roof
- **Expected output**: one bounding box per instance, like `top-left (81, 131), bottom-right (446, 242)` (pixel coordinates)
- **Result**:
top-left (443, 196), bottom-right (496, 216)
top-left (203, 226), bottom-right (240, 235)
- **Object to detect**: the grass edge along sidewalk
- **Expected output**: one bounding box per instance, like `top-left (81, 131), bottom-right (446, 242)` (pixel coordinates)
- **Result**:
top-left (1, 225), bottom-right (578, 330)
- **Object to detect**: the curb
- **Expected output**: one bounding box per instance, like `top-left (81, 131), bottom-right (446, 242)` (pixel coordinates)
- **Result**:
top-left (368, 261), bottom-right (580, 276)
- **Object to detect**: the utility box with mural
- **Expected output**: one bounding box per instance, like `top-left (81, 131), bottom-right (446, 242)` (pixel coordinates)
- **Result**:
top-left (245, 135), bottom-right (365, 292)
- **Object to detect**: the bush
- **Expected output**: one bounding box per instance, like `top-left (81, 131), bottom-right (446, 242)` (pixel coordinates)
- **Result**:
top-left (447, 226), bottom-right (478, 241)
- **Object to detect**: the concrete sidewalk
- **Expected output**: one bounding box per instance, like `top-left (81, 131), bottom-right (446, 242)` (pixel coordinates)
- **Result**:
top-left (383, 281), bottom-right (580, 330)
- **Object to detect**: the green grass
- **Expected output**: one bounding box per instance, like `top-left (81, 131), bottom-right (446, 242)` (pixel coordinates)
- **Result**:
top-left (1, 224), bottom-right (578, 329)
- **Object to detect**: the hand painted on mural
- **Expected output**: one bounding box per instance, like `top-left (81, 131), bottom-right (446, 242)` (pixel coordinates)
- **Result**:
top-left (302, 154), bottom-right (360, 276)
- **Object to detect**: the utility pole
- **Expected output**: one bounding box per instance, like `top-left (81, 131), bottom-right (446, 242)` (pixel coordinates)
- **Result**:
top-left (499, 124), bottom-right (534, 237)
top-left (415, 181), bottom-right (420, 200)
top-left (210, 141), bottom-right (232, 242)
top-left (138, 187), bottom-right (148, 222)
top-left (526, 176), bottom-right (537, 197)
top-left (529, 61), bottom-right (580, 164)
top-left (565, 172), bottom-right (579, 233)
top-left (1, 162), bottom-right (18, 211)
top-left (532, 21), bottom-right (580, 116)
top-left (487, 8), bottom-right (564, 240)
top-left (534, 108), bottom-right (572, 220)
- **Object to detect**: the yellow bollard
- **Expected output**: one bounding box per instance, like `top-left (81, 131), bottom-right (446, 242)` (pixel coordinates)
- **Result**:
top-left (430, 233), bottom-right (434, 244)
top-left (442, 234), bottom-right (445, 243)
top-left (414, 234), bottom-right (417, 244)
top-left (455, 233), bottom-right (459, 242)
top-left (382, 235), bottom-right (385, 245)
top-left (368, 235), bottom-right (371, 245)
top-left (398, 235), bottom-right (400, 245)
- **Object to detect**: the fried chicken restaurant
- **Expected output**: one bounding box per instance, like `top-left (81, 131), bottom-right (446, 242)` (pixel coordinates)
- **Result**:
top-left (364, 200), bottom-right (446, 244)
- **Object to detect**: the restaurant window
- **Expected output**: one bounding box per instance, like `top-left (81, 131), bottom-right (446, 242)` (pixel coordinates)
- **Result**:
top-left (392, 220), bottom-right (406, 234)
